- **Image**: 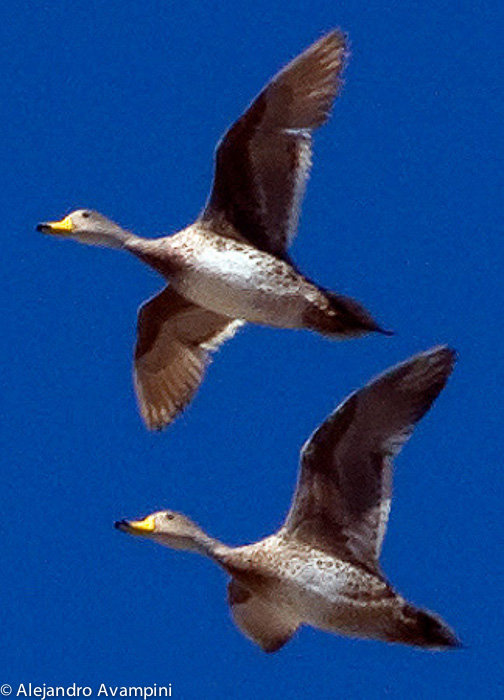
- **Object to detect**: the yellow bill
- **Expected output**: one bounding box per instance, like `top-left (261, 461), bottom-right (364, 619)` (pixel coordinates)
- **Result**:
top-left (37, 215), bottom-right (75, 234)
top-left (122, 514), bottom-right (157, 533)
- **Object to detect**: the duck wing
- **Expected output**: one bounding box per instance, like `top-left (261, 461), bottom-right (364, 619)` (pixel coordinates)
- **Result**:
top-left (282, 347), bottom-right (456, 573)
top-left (201, 31), bottom-right (348, 260)
top-left (134, 286), bottom-right (242, 430)
top-left (227, 579), bottom-right (298, 652)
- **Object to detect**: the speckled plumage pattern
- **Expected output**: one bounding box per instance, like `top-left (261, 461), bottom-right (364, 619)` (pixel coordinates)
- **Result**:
top-left (117, 348), bottom-right (461, 651)
top-left (150, 227), bottom-right (338, 327)
top-left (39, 31), bottom-right (389, 430)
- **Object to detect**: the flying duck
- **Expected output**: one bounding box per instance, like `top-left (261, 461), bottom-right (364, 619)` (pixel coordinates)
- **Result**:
top-left (115, 347), bottom-right (460, 651)
top-left (38, 31), bottom-right (390, 430)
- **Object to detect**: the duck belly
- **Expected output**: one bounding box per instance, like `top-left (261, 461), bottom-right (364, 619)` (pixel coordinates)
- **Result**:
top-left (304, 592), bottom-right (402, 643)
top-left (279, 557), bottom-right (399, 643)
top-left (172, 247), bottom-right (319, 327)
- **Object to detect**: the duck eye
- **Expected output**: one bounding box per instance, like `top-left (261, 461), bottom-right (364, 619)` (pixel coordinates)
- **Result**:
top-left (82, 212), bottom-right (90, 219)
top-left (165, 513), bottom-right (175, 521)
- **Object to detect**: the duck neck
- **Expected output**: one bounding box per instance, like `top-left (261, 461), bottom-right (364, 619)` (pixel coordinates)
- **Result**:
top-left (112, 229), bottom-right (139, 249)
top-left (123, 236), bottom-right (183, 278)
top-left (171, 530), bottom-right (245, 577)
top-left (189, 531), bottom-right (233, 564)
top-left (84, 227), bottom-right (140, 251)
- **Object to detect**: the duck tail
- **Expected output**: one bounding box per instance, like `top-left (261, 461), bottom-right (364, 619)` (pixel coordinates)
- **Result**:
top-left (304, 290), bottom-right (393, 339)
top-left (388, 603), bottom-right (462, 650)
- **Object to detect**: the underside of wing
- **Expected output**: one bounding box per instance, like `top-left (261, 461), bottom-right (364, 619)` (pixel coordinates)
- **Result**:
top-left (201, 30), bottom-right (348, 259)
top-left (134, 286), bottom-right (242, 430)
top-left (282, 347), bottom-right (456, 571)
top-left (227, 579), bottom-right (298, 652)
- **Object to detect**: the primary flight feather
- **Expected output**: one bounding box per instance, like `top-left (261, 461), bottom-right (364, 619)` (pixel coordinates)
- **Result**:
top-left (38, 31), bottom-right (389, 430)
top-left (116, 347), bottom-right (460, 651)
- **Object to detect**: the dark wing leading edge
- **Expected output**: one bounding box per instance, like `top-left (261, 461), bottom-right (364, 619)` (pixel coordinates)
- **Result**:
top-left (282, 347), bottom-right (456, 573)
top-left (201, 31), bottom-right (348, 260)
top-left (134, 286), bottom-right (242, 430)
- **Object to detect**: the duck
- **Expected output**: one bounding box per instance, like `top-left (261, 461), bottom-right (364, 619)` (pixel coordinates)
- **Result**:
top-left (115, 346), bottom-right (460, 651)
top-left (37, 31), bottom-right (390, 431)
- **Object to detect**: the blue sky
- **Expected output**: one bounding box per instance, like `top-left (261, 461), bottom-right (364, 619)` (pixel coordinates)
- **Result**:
top-left (1, 0), bottom-right (502, 697)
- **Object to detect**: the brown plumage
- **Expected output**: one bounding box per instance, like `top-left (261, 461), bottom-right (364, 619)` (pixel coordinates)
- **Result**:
top-left (116, 347), bottom-right (461, 652)
top-left (39, 31), bottom-right (390, 430)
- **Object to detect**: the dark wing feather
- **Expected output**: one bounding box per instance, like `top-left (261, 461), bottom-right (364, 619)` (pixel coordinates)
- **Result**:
top-left (201, 31), bottom-right (348, 259)
top-left (282, 347), bottom-right (456, 572)
top-left (134, 286), bottom-right (242, 430)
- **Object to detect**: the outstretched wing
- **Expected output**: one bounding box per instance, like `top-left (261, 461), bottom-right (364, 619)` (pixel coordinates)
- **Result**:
top-left (134, 286), bottom-right (242, 430)
top-left (201, 31), bottom-right (348, 260)
top-left (227, 579), bottom-right (298, 653)
top-left (282, 347), bottom-right (456, 572)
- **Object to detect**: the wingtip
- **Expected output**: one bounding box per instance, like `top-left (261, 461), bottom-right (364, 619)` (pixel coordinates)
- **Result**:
top-left (447, 637), bottom-right (466, 650)
top-left (142, 410), bottom-right (173, 432)
top-left (376, 326), bottom-right (395, 337)
top-left (450, 637), bottom-right (467, 651)
top-left (320, 28), bottom-right (350, 63)
top-left (435, 344), bottom-right (458, 360)
top-left (320, 27), bottom-right (349, 48)
top-left (140, 400), bottom-right (188, 432)
top-left (401, 345), bottom-right (458, 392)
top-left (421, 345), bottom-right (458, 372)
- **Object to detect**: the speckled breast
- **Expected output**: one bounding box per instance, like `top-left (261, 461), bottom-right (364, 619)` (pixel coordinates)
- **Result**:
top-left (171, 236), bottom-right (317, 326)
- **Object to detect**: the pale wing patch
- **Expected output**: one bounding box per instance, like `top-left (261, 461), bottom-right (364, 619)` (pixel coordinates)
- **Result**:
top-left (134, 286), bottom-right (243, 430)
top-left (227, 579), bottom-right (298, 653)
